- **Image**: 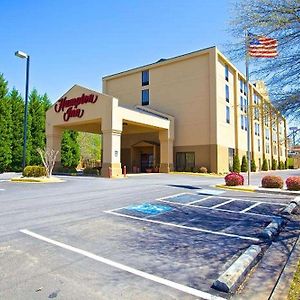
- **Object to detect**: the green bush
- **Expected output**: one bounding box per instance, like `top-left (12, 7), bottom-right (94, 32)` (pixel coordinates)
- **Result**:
top-left (262, 158), bottom-right (268, 171)
top-left (241, 155), bottom-right (248, 172)
top-left (83, 167), bottom-right (100, 176)
top-left (278, 160), bottom-right (285, 170)
top-left (251, 159), bottom-right (257, 172)
top-left (23, 165), bottom-right (47, 177)
top-left (233, 155), bottom-right (241, 173)
top-left (272, 158), bottom-right (277, 170)
top-left (56, 166), bottom-right (77, 174)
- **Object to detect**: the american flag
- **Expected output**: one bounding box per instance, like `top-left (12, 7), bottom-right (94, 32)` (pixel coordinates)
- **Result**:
top-left (248, 33), bottom-right (278, 58)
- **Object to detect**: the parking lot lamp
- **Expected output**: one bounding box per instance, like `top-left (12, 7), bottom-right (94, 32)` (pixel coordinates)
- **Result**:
top-left (15, 50), bottom-right (30, 169)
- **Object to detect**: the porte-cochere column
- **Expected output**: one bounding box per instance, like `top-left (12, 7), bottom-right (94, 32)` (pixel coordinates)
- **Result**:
top-left (159, 130), bottom-right (174, 173)
top-left (101, 129), bottom-right (123, 177)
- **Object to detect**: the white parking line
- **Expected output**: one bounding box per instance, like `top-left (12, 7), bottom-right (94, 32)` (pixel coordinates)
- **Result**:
top-left (211, 199), bottom-right (235, 209)
top-left (104, 210), bottom-right (260, 242)
top-left (156, 192), bottom-right (195, 201)
top-left (186, 196), bottom-right (214, 205)
top-left (20, 229), bottom-right (226, 300)
top-left (241, 202), bottom-right (261, 213)
top-left (156, 199), bottom-right (278, 219)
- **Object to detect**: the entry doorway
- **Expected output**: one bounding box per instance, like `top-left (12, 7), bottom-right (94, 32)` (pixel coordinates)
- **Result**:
top-left (141, 153), bottom-right (154, 172)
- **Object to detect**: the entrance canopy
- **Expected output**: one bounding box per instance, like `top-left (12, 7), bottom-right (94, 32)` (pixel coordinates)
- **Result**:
top-left (46, 85), bottom-right (174, 177)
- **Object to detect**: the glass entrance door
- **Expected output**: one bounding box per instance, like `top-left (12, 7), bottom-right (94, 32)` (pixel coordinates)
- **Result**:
top-left (141, 153), bottom-right (154, 172)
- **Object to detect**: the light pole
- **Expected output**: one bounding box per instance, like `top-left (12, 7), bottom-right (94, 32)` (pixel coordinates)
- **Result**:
top-left (15, 50), bottom-right (30, 169)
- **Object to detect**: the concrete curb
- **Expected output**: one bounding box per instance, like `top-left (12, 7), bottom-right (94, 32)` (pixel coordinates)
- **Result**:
top-left (282, 196), bottom-right (300, 215)
top-left (214, 184), bottom-right (255, 193)
top-left (11, 177), bottom-right (64, 183)
top-left (214, 184), bottom-right (300, 196)
top-left (259, 218), bottom-right (285, 240)
top-left (212, 245), bottom-right (262, 293)
top-left (269, 236), bottom-right (300, 300)
top-left (291, 196), bottom-right (300, 205)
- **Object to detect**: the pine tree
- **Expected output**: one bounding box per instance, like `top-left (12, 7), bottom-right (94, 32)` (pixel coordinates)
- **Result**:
top-left (251, 159), bottom-right (257, 172)
top-left (232, 155), bottom-right (241, 173)
top-left (262, 158), bottom-right (268, 171)
top-left (9, 88), bottom-right (24, 171)
top-left (0, 74), bottom-right (12, 173)
top-left (61, 130), bottom-right (80, 168)
top-left (271, 158), bottom-right (277, 170)
top-left (28, 89), bottom-right (46, 165)
top-left (241, 155), bottom-right (248, 172)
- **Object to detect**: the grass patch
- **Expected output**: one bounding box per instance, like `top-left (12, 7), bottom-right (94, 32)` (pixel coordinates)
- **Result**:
top-left (288, 260), bottom-right (300, 300)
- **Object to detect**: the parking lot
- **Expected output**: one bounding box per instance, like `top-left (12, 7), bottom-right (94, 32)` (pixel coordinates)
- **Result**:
top-left (0, 172), bottom-right (299, 299)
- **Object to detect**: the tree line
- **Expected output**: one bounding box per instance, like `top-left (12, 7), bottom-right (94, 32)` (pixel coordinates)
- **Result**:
top-left (0, 73), bottom-right (80, 173)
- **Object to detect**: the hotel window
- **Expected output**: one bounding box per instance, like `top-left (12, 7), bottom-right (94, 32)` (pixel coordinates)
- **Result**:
top-left (240, 96), bottom-right (243, 111)
top-left (274, 145), bottom-right (277, 153)
top-left (141, 89), bottom-right (149, 106)
top-left (241, 115), bottom-right (244, 130)
top-left (176, 152), bottom-right (195, 172)
top-left (255, 123), bottom-right (257, 135)
top-left (266, 128), bottom-right (270, 140)
top-left (225, 65), bottom-right (229, 81)
top-left (142, 70), bottom-right (149, 86)
top-left (244, 82), bottom-right (247, 96)
top-left (228, 148), bottom-right (235, 170)
top-left (245, 116), bottom-right (248, 131)
top-left (226, 106), bottom-right (230, 124)
top-left (240, 79), bottom-right (243, 93)
top-left (243, 98), bottom-right (247, 113)
top-left (266, 143), bottom-right (270, 154)
top-left (225, 85), bottom-right (230, 102)
top-left (258, 139), bottom-right (261, 152)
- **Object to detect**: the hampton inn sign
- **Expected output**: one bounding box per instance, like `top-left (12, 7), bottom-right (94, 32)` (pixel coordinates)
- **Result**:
top-left (46, 47), bottom-right (287, 178)
top-left (54, 93), bottom-right (98, 122)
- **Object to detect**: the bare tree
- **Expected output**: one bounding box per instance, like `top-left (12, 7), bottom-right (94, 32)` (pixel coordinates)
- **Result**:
top-left (37, 148), bottom-right (59, 178)
top-left (228, 0), bottom-right (300, 119)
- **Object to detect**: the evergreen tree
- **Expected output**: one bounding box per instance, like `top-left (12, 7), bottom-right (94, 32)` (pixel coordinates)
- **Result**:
top-left (232, 155), bottom-right (241, 173)
top-left (28, 89), bottom-right (45, 165)
top-left (262, 158), bottom-right (268, 171)
top-left (9, 88), bottom-right (24, 171)
top-left (0, 74), bottom-right (12, 173)
top-left (251, 159), bottom-right (257, 172)
top-left (61, 130), bottom-right (80, 168)
top-left (271, 158), bottom-right (277, 170)
top-left (241, 155), bottom-right (248, 172)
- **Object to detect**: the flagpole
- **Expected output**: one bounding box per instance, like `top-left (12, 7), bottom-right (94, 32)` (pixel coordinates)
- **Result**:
top-left (245, 30), bottom-right (251, 185)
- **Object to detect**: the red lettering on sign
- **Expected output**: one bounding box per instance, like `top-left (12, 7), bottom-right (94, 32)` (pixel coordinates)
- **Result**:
top-left (54, 93), bottom-right (98, 121)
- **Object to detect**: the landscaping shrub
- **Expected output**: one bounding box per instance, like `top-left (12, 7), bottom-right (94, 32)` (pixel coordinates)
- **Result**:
top-left (23, 166), bottom-right (47, 177)
top-left (286, 176), bottom-right (300, 191)
top-left (241, 155), bottom-right (248, 172)
top-left (251, 159), bottom-right (257, 172)
top-left (261, 175), bottom-right (283, 189)
top-left (225, 172), bottom-right (244, 186)
top-left (56, 166), bottom-right (77, 174)
top-left (271, 159), bottom-right (277, 170)
top-left (262, 158), bottom-right (268, 171)
top-left (279, 160), bottom-right (285, 170)
top-left (199, 166), bottom-right (208, 173)
top-left (83, 167), bottom-right (100, 176)
top-left (232, 155), bottom-right (241, 173)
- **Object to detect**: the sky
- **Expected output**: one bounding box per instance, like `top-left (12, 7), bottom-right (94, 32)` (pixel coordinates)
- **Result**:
top-left (0, 0), bottom-right (239, 102)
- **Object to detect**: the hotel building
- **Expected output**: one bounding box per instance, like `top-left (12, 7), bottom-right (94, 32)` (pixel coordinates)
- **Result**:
top-left (46, 46), bottom-right (287, 177)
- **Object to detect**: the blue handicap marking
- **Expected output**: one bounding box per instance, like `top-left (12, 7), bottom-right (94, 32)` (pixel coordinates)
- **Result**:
top-left (126, 203), bottom-right (172, 215)
top-left (198, 189), bottom-right (224, 196)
